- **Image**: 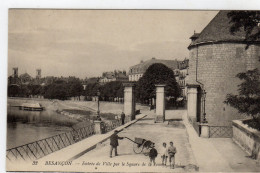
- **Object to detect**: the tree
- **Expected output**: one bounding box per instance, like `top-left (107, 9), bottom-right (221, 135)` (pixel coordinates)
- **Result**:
top-left (84, 83), bottom-right (100, 97)
top-left (136, 63), bottom-right (181, 103)
top-left (226, 11), bottom-right (260, 130)
top-left (67, 78), bottom-right (83, 99)
top-left (8, 85), bottom-right (20, 97)
top-left (69, 82), bottom-right (83, 99)
top-left (101, 81), bottom-right (124, 101)
top-left (20, 85), bottom-right (31, 97)
top-left (224, 68), bottom-right (260, 130)
top-left (227, 11), bottom-right (260, 46)
top-left (43, 80), bottom-right (69, 100)
top-left (27, 84), bottom-right (42, 96)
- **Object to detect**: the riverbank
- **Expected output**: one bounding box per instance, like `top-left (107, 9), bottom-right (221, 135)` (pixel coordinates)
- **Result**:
top-left (8, 97), bottom-right (148, 120)
top-left (7, 98), bottom-right (122, 149)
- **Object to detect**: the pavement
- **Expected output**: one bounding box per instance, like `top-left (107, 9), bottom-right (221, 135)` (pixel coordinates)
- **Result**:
top-left (74, 109), bottom-right (198, 172)
top-left (74, 108), bottom-right (260, 172)
top-left (182, 109), bottom-right (260, 172)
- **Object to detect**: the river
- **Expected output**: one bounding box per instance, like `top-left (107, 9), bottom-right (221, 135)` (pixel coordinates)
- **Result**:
top-left (7, 106), bottom-right (78, 149)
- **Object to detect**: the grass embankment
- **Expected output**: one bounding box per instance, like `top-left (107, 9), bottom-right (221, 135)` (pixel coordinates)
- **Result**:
top-left (62, 109), bottom-right (117, 120)
top-left (61, 109), bottom-right (119, 129)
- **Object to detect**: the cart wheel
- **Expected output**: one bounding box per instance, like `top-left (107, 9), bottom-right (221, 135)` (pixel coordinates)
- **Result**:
top-left (133, 143), bottom-right (144, 154)
top-left (142, 141), bottom-right (151, 156)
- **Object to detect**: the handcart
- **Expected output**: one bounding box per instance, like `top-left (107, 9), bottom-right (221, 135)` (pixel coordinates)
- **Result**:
top-left (125, 137), bottom-right (155, 156)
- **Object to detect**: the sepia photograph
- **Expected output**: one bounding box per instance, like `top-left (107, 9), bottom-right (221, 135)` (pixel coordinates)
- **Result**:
top-left (5, 8), bottom-right (260, 172)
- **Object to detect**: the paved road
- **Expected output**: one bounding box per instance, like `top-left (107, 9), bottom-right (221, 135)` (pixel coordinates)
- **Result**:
top-left (75, 110), bottom-right (197, 172)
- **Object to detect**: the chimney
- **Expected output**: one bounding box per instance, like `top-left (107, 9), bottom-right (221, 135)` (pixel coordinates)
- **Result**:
top-left (36, 69), bottom-right (41, 79)
top-left (13, 67), bottom-right (18, 78)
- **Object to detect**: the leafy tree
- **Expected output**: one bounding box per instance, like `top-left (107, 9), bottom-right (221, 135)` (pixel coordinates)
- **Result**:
top-left (227, 11), bottom-right (260, 46)
top-left (136, 63), bottom-right (181, 103)
top-left (68, 78), bottom-right (83, 99)
top-left (27, 84), bottom-right (42, 96)
top-left (8, 85), bottom-right (20, 97)
top-left (101, 81), bottom-right (124, 100)
top-left (43, 80), bottom-right (68, 100)
top-left (224, 69), bottom-right (260, 130)
top-left (84, 82), bottom-right (100, 97)
top-left (226, 11), bottom-right (260, 130)
top-left (20, 85), bottom-right (31, 97)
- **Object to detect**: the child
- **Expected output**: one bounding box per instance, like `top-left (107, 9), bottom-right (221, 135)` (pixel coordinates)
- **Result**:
top-left (168, 141), bottom-right (177, 169)
top-left (161, 142), bottom-right (168, 166)
top-left (149, 143), bottom-right (158, 166)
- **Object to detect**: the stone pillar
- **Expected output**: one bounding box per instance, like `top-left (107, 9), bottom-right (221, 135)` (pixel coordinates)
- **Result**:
top-left (152, 98), bottom-right (155, 105)
top-left (187, 85), bottom-right (199, 119)
top-left (123, 83), bottom-right (136, 121)
top-left (155, 84), bottom-right (166, 123)
top-left (200, 123), bottom-right (209, 138)
top-left (94, 120), bottom-right (104, 134)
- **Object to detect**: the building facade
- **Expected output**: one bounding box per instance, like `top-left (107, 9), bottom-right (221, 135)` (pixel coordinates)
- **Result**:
top-left (178, 58), bottom-right (189, 98)
top-left (129, 57), bottom-right (179, 81)
top-left (99, 71), bottom-right (128, 84)
top-left (187, 11), bottom-right (260, 127)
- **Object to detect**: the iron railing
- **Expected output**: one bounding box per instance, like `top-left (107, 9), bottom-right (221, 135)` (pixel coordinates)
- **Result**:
top-left (7, 115), bottom-right (130, 162)
top-left (6, 124), bottom-right (95, 162)
top-left (209, 125), bottom-right (233, 138)
top-left (104, 120), bottom-right (121, 133)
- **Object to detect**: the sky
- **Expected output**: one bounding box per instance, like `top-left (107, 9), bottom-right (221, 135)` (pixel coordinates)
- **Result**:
top-left (8, 10), bottom-right (218, 79)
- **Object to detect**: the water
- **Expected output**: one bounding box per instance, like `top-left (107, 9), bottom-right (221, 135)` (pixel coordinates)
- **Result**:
top-left (7, 106), bottom-right (79, 149)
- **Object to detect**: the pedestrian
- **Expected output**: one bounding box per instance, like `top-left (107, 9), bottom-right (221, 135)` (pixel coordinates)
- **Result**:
top-left (149, 143), bottom-right (158, 166)
top-left (110, 130), bottom-right (124, 158)
top-left (121, 112), bottom-right (125, 125)
top-left (168, 141), bottom-right (177, 169)
top-left (161, 142), bottom-right (168, 166)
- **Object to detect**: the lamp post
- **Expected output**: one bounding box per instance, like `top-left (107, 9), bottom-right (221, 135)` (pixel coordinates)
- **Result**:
top-left (97, 90), bottom-right (100, 117)
top-left (202, 89), bottom-right (207, 123)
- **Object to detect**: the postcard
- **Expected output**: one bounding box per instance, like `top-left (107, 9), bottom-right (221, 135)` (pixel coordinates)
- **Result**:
top-left (6, 9), bottom-right (260, 172)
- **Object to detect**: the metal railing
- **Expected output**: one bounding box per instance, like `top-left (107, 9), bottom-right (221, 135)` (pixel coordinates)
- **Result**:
top-left (6, 124), bottom-right (95, 161)
top-left (209, 125), bottom-right (233, 138)
top-left (103, 120), bottom-right (121, 133)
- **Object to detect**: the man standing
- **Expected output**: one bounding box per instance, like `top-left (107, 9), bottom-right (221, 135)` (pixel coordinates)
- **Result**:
top-left (110, 130), bottom-right (124, 158)
top-left (121, 112), bottom-right (125, 125)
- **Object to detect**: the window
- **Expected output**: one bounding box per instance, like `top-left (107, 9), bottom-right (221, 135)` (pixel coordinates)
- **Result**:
top-left (236, 47), bottom-right (243, 59)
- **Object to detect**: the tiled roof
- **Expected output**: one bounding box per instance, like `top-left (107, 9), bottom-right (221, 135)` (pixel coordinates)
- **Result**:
top-left (104, 72), bottom-right (115, 79)
top-left (116, 73), bottom-right (128, 79)
top-left (19, 73), bottom-right (32, 79)
top-left (129, 58), bottom-right (179, 75)
top-left (87, 77), bottom-right (99, 84)
top-left (188, 10), bottom-right (260, 49)
top-left (102, 71), bottom-right (127, 79)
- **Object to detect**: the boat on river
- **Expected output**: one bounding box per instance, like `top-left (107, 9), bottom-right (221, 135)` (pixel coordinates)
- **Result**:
top-left (19, 103), bottom-right (44, 111)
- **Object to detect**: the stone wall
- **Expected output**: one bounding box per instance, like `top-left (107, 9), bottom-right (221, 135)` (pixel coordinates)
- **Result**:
top-left (187, 43), bottom-right (260, 126)
top-left (232, 120), bottom-right (260, 161)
